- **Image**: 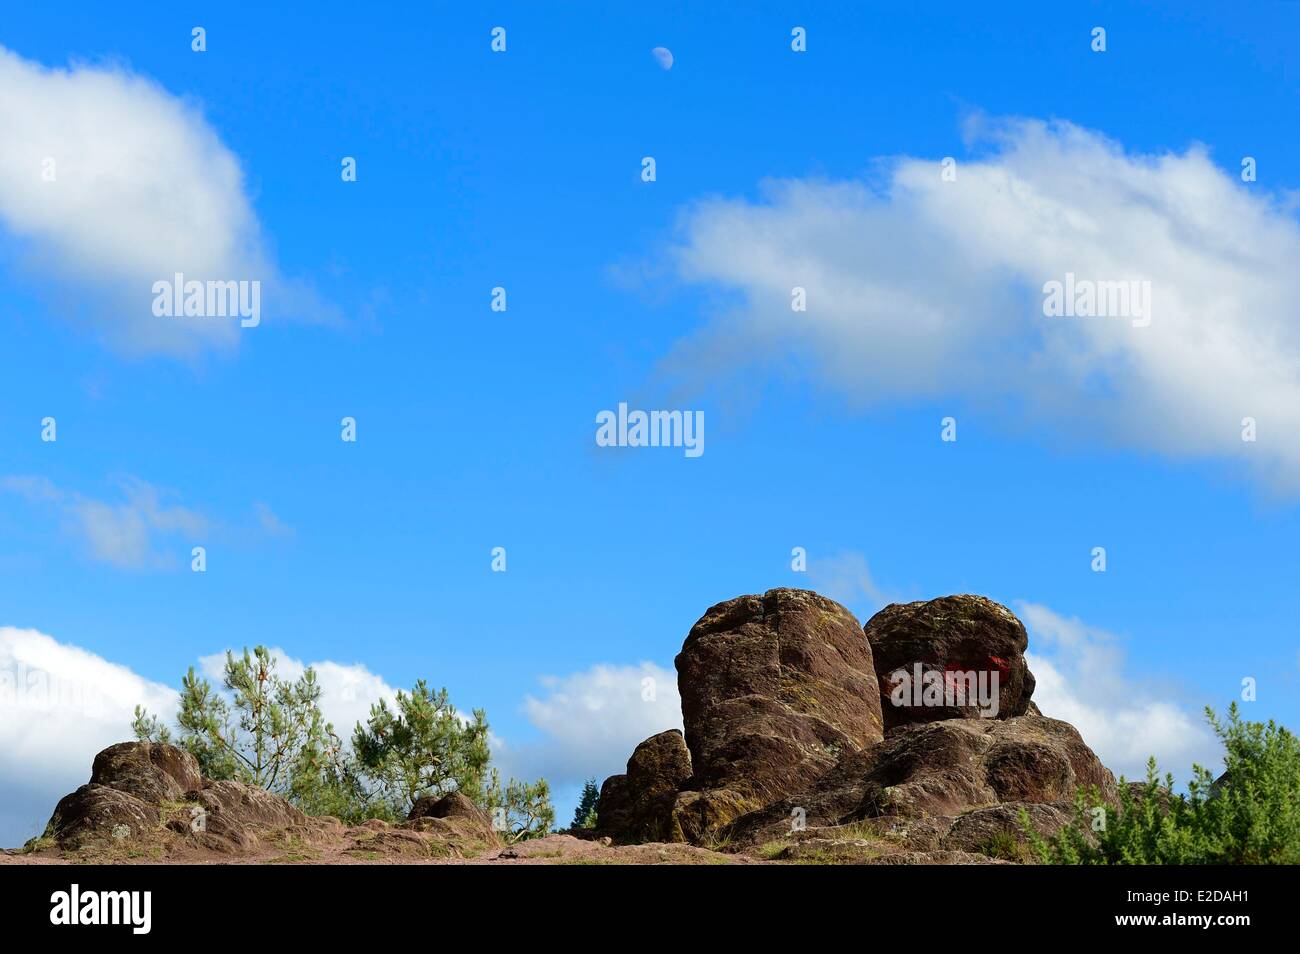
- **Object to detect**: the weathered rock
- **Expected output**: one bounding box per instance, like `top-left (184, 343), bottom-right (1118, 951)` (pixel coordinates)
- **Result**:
top-left (666, 788), bottom-right (756, 845)
top-left (346, 828), bottom-right (456, 859)
top-left (188, 779), bottom-right (308, 852)
top-left (28, 741), bottom-right (505, 861)
top-left (595, 729), bottom-right (693, 842)
top-left (409, 791), bottom-right (489, 826)
top-left (857, 715), bottom-right (1114, 816)
top-left (89, 741), bottom-right (203, 805)
top-left (484, 832), bottom-right (749, 865)
top-left (593, 589), bottom-right (1117, 861)
top-left (594, 775), bottom-right (636, 838)
top-left (405, 791), bottom-right (498, 853)
top-left (675, 589), bottom-right (883, 805)
top-left (768, 836), bottom-right (889, 864)
top-left (851, 814), bottom-right (951, 852)
top-left (940, 801), bottom-right (1072, 860)
top-left (725, 714), bottom-right (1114, 846)
top-left (43, 784), bottom-right (160, 848)
top-left (40, 741), bottom-right (200, 849)
top-left (866, 595), bottom-right (1035, 729)
top-left (627, 729), bottom-right (693, 798)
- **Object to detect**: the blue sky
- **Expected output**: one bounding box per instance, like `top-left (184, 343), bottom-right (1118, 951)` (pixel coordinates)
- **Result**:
top-left (2, 2), bottom-right (1299, 844)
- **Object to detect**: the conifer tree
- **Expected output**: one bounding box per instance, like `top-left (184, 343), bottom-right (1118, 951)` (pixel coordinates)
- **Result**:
top-left (132, 647), bottom-right (358, 814)
top-left (571, 777), bottom-right (600, 829)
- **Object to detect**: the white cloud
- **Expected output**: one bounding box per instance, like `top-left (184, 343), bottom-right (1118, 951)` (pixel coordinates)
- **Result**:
top-left (495, 662), bottom-right (682, 787)
top-left (0, 626), bottom-right (177, 846)
top-left (0, 44), bottom-right (318, 355)
top-left (0, 631), bottom-right (402, 847)
top-left (667, 117), bottom-right (1300, 491)
top-left (2, 475), bottom-right (208, 570)
top-left (1018, 601), bottom-right (1220, 781)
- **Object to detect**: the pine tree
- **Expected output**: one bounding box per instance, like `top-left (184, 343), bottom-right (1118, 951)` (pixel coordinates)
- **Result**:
top-left (133, 655), bottom-right (556, 829)
top-left (572, 777), bottom-right (600, 829)
top-left (132, 647), bottom-right (359, 815)
top-left (351, 680), bottom-right (490, 818)
top-left (484, 770), bottom-right (555, 843)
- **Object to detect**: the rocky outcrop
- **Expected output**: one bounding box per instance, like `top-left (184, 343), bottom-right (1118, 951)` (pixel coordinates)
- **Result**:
top-left (42, 741), bottom-right (199, 849)
top-left (27, 589), bottom-right (1114, 866)
top-left (723, 714), bottom-right (1113, 845)
top-left (90, 741), bottom-right (203, 804)
top-left (34, 741), bottom-right (497, 861)
top-left (677, 589), bottom-right (885, 793)
top-left (38, 741), bottom-right (319, 855)
top-left (598, 588), bottom-right (1114, 862)
top-left (187, 779), bottom-right (311, 852)
top-left (866, 595), bottom-right (1035, 729)
top-left (595, 729), bottom-right (692, 842)
top-left (409, 791), bottom-right (489, 825)
top-left (405, 791), bottom-right (499, 853)
top-left (656, 589), bottom-right (884, 839)
top-left (44, 784), bottom-right (161, 849)
top-left (849, 714), bottom-right (1113, 816)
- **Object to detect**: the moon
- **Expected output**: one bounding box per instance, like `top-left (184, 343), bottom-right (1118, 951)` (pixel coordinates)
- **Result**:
top-left (651, 46), bottom-right (673, 71)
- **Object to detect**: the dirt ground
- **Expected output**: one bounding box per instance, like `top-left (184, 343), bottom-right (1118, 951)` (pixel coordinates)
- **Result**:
top-left (0, 831), bottom-right (754, 866)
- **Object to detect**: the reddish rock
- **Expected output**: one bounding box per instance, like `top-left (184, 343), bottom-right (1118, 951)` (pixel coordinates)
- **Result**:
top-left (189, 779), bottom-right (308, 851)
top-left (409, 791), bottom-right (489, 826)
top-left (43, 783), bottom-right (160, 848)
top-left (725, 714), bottom-right (1114, 846)
top-left (940, 801), bottom-right (1073, 858)
top-left (90, 741), bottom-right (203, 804)
top-left (596, 729), bottom-right (692, 842)
top-left (675, 589), bottom-right (883, 803)
top-left (865, 595), bottom-right (1036, 729)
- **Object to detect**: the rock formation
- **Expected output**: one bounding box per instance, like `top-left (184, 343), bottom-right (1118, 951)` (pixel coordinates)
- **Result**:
top-left (32, 740), bottom-right (498, 861)
top-left (20, 587), bottom-right (1116, 865)
top-left (865, 595), bottom-right (1035, 728)
top-left (597, 588), bottom-right (1115, 862)
top-left (595, 729), bottom-right (693, 842)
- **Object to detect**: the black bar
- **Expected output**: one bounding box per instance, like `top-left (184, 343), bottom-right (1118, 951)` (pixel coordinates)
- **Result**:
top-left (0, 862), bottom-right (1271, 939)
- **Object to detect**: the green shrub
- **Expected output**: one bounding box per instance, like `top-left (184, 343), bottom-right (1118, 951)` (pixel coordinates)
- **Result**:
top-left (484, 771), bottom-right (555, 843)
top-left (1029, 703), bottom-right (1300, 864)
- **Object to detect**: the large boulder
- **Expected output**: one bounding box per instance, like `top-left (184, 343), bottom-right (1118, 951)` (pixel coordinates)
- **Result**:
top-left (725, 714), bottom-right (1115, 846)
top-left (675, 589), bottom-right (884, 806)
top-left (665, 788), bottom-right (755, 845)
top-left (39, 741), bottom-right (200, 850)
top-left (829, 714), bottom-right (1114, 818)
top-left (598, 588), bottom-right (1112, 857)
top-left (38, 741), bottom-right (316, 854)
top-left (596, 729), bottom-right (692, 842)
top-left (865, 595), bottom-right (1035, 729)
top-left (43, 784), bottom-right (160, 849)
top-left (409, 791), bottom-right (489, 826)
top-left (90, 741), bottom-right (202, 804)
top-left (404, 791), bottom-right (499, 853)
